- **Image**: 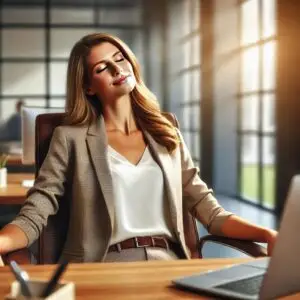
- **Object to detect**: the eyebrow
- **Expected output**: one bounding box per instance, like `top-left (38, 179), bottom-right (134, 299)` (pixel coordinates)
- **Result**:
top-left (91, 51), bottom-right (122, 71)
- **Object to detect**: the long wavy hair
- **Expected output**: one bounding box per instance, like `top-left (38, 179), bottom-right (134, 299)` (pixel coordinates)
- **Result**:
top-left (65, 32), bottom-right (180, 152)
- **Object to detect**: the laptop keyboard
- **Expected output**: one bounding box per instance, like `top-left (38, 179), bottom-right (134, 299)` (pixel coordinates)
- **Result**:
top-left (215, 274), bottom-right (264, 295)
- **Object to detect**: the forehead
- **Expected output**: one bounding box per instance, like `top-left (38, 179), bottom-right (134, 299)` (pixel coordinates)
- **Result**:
top-left (87, 42), bottom-right (120, 66)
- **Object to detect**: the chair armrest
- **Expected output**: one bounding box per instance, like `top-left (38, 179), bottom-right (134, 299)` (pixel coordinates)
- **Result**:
top-left (2, 248), bottom-right (31, 265)
top-left (198, 235), bottom-right (268, 258)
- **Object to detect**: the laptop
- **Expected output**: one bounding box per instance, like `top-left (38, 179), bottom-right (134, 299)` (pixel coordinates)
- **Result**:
top-left (173, 175), bottom-right (300, 300)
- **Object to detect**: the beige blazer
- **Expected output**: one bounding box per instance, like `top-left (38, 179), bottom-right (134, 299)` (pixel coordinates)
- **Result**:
top-left (11, 116), bottom-right (233, 262)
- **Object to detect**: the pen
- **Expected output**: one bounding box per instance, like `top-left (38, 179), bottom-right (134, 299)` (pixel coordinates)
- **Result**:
top-left (41, 260), bottom-right (69, 298)
top-left (9, 261), bottom-right (32, 297)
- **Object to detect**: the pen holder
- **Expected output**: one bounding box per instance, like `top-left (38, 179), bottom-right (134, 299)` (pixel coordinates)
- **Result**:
top-left (5, 280), bottom-right (75, 300)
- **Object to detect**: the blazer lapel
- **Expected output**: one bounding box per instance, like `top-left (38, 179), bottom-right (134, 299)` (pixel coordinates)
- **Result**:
top-left (144, 131), bottom-right (179, 232)
top-left (86, 116), bottom-right (115, 231)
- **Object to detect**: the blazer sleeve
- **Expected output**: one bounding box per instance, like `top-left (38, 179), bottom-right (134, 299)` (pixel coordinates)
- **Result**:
top-left (10, 126), bottom-right (70, 246)
top-left (177, 129), bottom-right (234, 235)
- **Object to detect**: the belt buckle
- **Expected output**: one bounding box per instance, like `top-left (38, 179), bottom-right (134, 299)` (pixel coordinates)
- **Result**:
top-left (153, 236), bottom-right (169, 251)
top-left (134, 237), bottom-right (150, 248)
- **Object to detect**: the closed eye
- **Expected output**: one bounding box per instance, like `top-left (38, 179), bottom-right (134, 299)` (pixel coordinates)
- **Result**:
top-left (95, 66), bottom-right (107, 73)
top-left (94, 56), bottom-right (125, 74)
top-left (115, 57), bottom-right (125, 62)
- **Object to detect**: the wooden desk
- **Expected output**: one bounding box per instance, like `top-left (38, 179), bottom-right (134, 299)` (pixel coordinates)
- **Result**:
top-left (6, 154), bottom-right (23, 166)
top-left (0, 173), bottom-right (34, 204)
top-left (6, 154), bottom-right (34, 166)
top-left (0, 258), bottom-right (299, 299)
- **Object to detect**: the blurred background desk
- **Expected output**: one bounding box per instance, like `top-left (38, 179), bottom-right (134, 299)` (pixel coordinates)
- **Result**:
top-left (6, 154), bottom-right (22, 166)
top-left (6, 154), bottom-right (34, 173)
top-left (0, 173), bottom-right (34, 228)
top-left (0, 173), bottom-right (33, 204)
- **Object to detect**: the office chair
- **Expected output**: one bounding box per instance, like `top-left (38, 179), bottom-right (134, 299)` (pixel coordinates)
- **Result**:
top-left (2, 112), bottom-right (267, 264)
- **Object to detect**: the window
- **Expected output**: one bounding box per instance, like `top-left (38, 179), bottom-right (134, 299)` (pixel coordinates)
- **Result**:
top-left (0, 2), bottom-right (144, 121)
top-left (238, 0), bottom-right (276, 208)
top-left (179, 0), bottom-right (201, 165)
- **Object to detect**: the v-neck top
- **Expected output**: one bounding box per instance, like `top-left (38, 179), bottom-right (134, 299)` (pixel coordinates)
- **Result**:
top-left (107, 145), bottom-right (174, 245)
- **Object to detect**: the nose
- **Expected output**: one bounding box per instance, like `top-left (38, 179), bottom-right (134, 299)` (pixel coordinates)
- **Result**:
top-left (111, 63), bottom-right (122, 76)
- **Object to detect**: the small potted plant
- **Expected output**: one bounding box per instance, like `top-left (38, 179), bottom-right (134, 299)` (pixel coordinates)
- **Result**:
top-left (0, 154), bottom-right (8, 188)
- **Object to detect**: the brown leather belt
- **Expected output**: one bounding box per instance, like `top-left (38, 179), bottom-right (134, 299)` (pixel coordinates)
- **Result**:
top-left (108, 236), bottom-right (178, 253)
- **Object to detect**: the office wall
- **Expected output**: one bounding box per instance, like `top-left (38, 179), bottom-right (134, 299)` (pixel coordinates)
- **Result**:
top-left (166, 0), bottom-right (185, 120)
top-left (276, 0), bottom-right (300, 215)
top-left (143, 0), bottom-right (167, 106)
top-left (213, 0), bottom-right (239, 195)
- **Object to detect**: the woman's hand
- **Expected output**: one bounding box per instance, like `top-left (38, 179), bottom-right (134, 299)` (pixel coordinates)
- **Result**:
top-left (0, 225), bottom-right (28, 254)
top-left (0, 234), bottom-right (8, 254)
top-left (264, 229), bottom-right (278, 256)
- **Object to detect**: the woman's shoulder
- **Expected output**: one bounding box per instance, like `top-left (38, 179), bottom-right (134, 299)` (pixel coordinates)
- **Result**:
top-left (53, 123), bottom-right (89, 139)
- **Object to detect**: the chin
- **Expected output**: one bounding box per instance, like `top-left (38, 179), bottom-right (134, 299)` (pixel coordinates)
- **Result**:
top-left (118, 81), bottom-right (136, 95)
top-left (110, 85), bottom-right (129, 97)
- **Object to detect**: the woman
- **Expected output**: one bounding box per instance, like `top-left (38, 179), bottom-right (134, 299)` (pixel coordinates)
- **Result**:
top-left (0, 33), bottom-right (277, 262)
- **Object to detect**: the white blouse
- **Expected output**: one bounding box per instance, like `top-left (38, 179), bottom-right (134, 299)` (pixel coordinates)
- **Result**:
top-left (107, 145), bottom-right (174, 245)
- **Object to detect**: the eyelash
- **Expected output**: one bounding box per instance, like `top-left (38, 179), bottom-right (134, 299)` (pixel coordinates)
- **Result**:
top-left (95, 57), bottom-right (125, 74)
top-left (96, 67), bottom-right (106, 74)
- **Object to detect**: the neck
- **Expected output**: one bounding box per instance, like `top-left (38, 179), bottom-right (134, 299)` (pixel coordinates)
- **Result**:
top-left (102, 95), bottom-right (138, 135)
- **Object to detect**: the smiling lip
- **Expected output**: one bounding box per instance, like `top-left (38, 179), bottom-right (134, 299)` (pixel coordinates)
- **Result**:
top-left (113, 75), bottom-right (129, 85)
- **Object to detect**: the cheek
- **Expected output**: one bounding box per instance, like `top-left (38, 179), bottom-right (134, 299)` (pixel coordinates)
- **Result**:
top-left (123, 61), bottom-right (133, 73)
top-left (91, 75), bottom-right (109, 89)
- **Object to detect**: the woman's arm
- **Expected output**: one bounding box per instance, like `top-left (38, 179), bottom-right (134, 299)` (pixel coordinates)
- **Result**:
top-left (177, 128), bottom-right (233, 233)
top-left (221, 215), bottom-right (278, 255)
top-left (177, 128), bottom-right (278, 254)
top-left (0, 126), bottom-right (70, 254)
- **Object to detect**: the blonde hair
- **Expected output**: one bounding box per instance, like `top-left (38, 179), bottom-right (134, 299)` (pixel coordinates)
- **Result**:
top-left (65, 32), bottom-right (179, 152)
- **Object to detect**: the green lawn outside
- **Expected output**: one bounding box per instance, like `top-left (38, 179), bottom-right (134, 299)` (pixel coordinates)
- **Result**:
top-left (241, 165), bottom-right (275, 208)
